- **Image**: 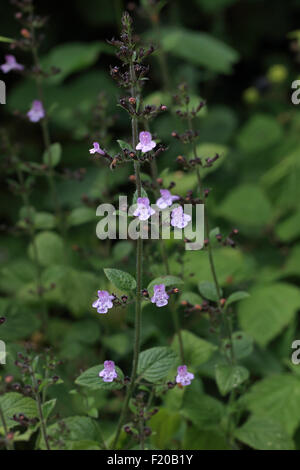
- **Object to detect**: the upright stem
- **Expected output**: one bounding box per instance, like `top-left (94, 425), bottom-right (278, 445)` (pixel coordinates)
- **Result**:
top-left (29, 366), bottom-right (51, 450)
top-left (0, 405), bottom-right (14, 450)
top-left (112, 62), bottom-right (143, 449)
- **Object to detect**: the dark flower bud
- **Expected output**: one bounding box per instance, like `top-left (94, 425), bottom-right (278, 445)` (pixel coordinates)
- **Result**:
top-left (124, 425), bottom-right (132, 434)
top-left (144, 427), bottom-right (152, 436)
top-left (121, 295), bottom-right (128, 303)
top-left (141, 289), bottom-right (149, 297)
top-left (0, 317), bottom-right (6, 324)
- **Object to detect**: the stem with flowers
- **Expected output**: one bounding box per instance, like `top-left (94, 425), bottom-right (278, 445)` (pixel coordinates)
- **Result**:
top-left (112, 24), bottom-right (143, 451)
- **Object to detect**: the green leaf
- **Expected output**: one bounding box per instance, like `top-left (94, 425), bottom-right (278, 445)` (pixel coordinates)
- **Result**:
top-left (33, 212), bottom-right (56, 230)
top-left (117, 139), bottom-right (133, 152)
top-left (67, 207), bottom-right (96, 226)
top-left (0, 36), bottom-right (14, 43)
top-left (0, 301), bottom-right (40, 341)
top-left (39, 416), bottom-right (101, 450)
top-left (184, 247), bottom-right (253, 288)
top-left (234, 416), bottom-right (295, 450)
top-left (160, 27), bottom-right (239, 74)
top-left (198, 281), bottom-right (222, 302)
top-left (226, 291), bottom-right (250, 308)
top-left (42, 399), bottom-right (56, 420)
top-left (43, 143), bottom-right (62, 167)
top-left (0, 393), bottom-right (38, 430)
top-left (75, 364), bottom-right (124, 391)
top-left (104, 268), bottom-right (136, 292)
top-left (215, 364), bottom-right (249, 396)
top-left (275, 210), bottom-right (300, 242)
top-left (183, 426), bottom-right (230, 450)
top-left (137, 347), bottom-right (178, 383)
top-left (237, 114), bottom-right (283, 153)
top-left (179, 291), bottom-right (203, 305)
top-left (242, 374), bottom-right (300, 435)
top-left (217, 184), bottom-right (272, 227)
top-left (172, 330), bottom-right (217, 368)
top-left (149, 408), bottom-right (181, 449)
top-left (221, 331), bottom-right (253, 360)
top-left (181, 393), bottom-right (225, 429)
top-left (41, 42), bottom-right (107, 85)
top-left (28, 231), bottom-right (64, 267)
top-left (42, 265), bottom-right (99, 316)
top-left (147, 275), bottom-right (184, 296)
top-left (238, 282), bottom-right (300, 346)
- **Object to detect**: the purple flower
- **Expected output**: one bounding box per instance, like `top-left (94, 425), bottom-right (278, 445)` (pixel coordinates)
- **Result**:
top-left (156, 189), bottom-right (180, 209)
top-left (99, 360), bottom-right (118, 383)
top-left (151, 284), bottom-right (169, 307)
top-left (176, 365), bottom-right (194, 386)
top-left (171, 206), bottom-right (191, 229)
top-left (89, 142), bottom-right (105, 155)
top-left (136, 131), bottom-right (156, 153)
top-left (133, 197), bottom-right (155, 221)
top-left (92, 290), bottom-right (115, 314)
top-left (0, 55), bottom-right (24, 74)
top-left (27, 100), bottom-right (45, 123)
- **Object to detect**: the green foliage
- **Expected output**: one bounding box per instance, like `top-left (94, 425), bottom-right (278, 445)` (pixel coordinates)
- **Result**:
top-left (137, 347), bottom-right (178, 382)
top-left (172, 330), bottom-right (217, 368)
top-left (235, 416), bottom-right (295, 450)
top-left (215, 364), bottom-right (249, 396)
top-left (238, 283), bottom-right (300, 346)
top-left (75, 364), bottom-right (124, 391)
top-left (0, 393), bottom-right (38, 430)
top-left (160, 27), bottom-right (239, 74)
top-left (104, 268), bottom-right (136, 292)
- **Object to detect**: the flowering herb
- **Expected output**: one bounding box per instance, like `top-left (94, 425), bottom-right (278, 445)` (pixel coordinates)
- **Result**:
top-left (99, 361), bottom-right (118, 383)
top-left (171, 206), bottom-right (191, 228)
top-left (156, 189), bottom-right (180, 209)
top-left (0, 55), bottom-right (24, 73)
top-left (176, 365), bottom-right (194, 386)
top-left (151, 284), bottom-right (169, 307)
top-left (27, 100), bottom-right (45, 123)
top-left (92, 290), bottom-right (115, 314)
top-left (136, 131), bottom-right (156, 153)
top-left (133, 197), bottom-right (156, 221)
top-left (89, 142), bottom-right (105, 155)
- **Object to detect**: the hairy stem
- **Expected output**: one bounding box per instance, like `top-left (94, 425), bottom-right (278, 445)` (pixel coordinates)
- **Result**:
top-left (112, 62), bottom-right (143, 449)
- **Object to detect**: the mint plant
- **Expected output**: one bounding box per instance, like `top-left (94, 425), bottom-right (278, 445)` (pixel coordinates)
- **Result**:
top-left (1, 0), bottom-right (300, 453)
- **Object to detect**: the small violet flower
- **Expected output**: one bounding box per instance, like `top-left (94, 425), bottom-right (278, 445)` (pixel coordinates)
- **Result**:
top-left (92, 290), bottom-right (115, 314)
top-left (0, 55), bottom-right (24, 74)
top-left (156, 189), bottom-right (180, 210)
top-left (151, 284), bottom-right (169, 307)
top-left (27, 100), bottom-right (45, 123)
top-left (133, 197), bottom-right (155, 221)
top-left (89, 142), bottom-right (105, 155)
top-left (136, 131), bottom-right (156, 153)
top-left (171, 206), bottom-right (191, 229)
top-left (99, 360), bottom-right (118, 383)
top-left (176, 365), bottom-right (194, 386)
